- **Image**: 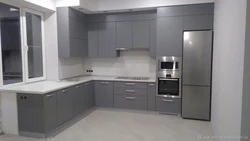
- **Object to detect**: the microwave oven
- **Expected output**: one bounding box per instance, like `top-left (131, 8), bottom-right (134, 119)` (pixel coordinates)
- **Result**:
top-left (157, 56), bottom-right (182, 71)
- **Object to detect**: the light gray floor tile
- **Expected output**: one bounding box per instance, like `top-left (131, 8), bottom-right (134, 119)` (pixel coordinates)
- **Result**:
top-left (0, 109), bottom-right (216, 141)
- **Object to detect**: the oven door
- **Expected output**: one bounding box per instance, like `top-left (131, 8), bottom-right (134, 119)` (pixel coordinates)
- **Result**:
top-left (157, 78), bottom-right (180, 97)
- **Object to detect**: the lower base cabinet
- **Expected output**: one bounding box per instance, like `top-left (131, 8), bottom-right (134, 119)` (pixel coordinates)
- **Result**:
top-left (18, 92), bottom-right (57, 136)
top-left (156, 97), bottom-right (181, 114)
top-left (17, 81), bottom-right (95, 138)
top-left (114, 95), bottom-right (147, 110)
top-left (95, 81), bottom-right (114, 108)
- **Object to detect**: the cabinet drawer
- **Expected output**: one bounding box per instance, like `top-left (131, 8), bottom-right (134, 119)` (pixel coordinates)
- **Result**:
top-left (156, 98), bottom-right (181, 114)
top-left (114, 95), bottom-right (147, 110)
top-left (114, 81), bottom-right (147, 89)
top-left (17, 93), bottom-right (43, 108)
top-left (114, 87), bottom-right (147, 96)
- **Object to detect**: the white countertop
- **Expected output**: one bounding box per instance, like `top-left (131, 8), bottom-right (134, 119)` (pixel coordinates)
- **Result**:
top-left (0, 76), bottom-right (156, 94)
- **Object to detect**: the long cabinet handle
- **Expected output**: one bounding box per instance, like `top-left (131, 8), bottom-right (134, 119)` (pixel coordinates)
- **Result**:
top-left (75, 85), bottom-right (81, 88)
top-left (85, 83), bottom-right (89, 86)
top-left (62, 90), bottom-right (68, 93)
top-left (149, 84), bottom-right (155, 86)
top-left (100, 82), bottom-right (109, 84)
top-left (159, 78), bottom-right (178, 81)
top-left (46, 94), bottom-right (54, 98)
top-left (125, 90), bottom-right (135, 93)
top-left (162, 99), bottom-right (174, 102)
top-left (125, 97), bottom-right (136, 100)
top-left (126, 83), bottom-right (135, 86)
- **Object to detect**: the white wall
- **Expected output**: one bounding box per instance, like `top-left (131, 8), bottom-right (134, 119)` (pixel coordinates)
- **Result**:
top-left (83, 51), bottom-right (156, 77)
top-left (44, 12), bottom-right (59, 81)
top-left (24, 0), bottom-right (56, 11)
top-left (59, 59), bottom-right (85, 79)
top-left (211, 0), bottom-right (247, 140)
top-left (56, 0), bottom-right (80, 7)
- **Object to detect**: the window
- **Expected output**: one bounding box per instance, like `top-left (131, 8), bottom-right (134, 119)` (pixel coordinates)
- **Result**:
top-left (23, 9), bottom-right (46, 82)
top-left (0, 2), bottom-right (46, 86)
top-left (0, 3), bottom-right (23, 85)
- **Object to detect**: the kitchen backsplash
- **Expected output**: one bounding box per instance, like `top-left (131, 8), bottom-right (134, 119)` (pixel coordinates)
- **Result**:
top-left (59, 58), bottom-right (85, 79)
top-left (83, 51), bottom-right (156, 77)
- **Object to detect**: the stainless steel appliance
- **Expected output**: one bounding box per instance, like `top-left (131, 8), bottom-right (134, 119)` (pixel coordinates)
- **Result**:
top-left (182, 30), bottom-right (213, 121)
top-left (157, 56), bottom-right (182, 98)
top-left (157, 56), bottom-right (181, 71)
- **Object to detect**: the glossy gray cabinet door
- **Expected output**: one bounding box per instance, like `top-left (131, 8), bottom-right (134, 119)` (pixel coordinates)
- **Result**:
top-left (73, 84), bottom-right (86, 117)
top-left (44, 93), bottom-right (57, 133)
top-left (183, 31), bottom-right (212, 86)
top-left (95, 81), bottom-right (114, 108)
top-left (116, 21), bottom-right (133, 49)
top-left (114, 95), bottom-right (147, 110)
top-left (57, 88), bottom-right (74, 126)
top-left (133, 20), bottom-right (150, 48)
top-left (156, 97), bottom-right (181, 114)
top-left (157, 17), bottom-right (183, 56)
top-left (17, 92), bottom-right (57, 134)
top-left (183, 15), bottom-right (214, 30)
top-left (98, 22), bottom-right (117, 57)
top-left (18, 94), bottom-right (44, 133)
top-left (88, 23), bottom-right (99, 57)
top-left (147, 83), bottom-right (156, 111)
top-left (150, 20), bottom-right (156, 57)
top-left (87, 81), bottom-right (95, 108)
top-left (182, 86), bottom-right (211, 120)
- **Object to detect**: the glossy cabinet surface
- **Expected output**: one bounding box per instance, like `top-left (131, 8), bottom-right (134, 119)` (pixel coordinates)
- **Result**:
top-left (95, 81), bottom-right (114, 107)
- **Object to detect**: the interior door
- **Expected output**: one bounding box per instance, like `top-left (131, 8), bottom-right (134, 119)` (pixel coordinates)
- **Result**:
top-left (183, 31), bottom-right (212, 86)
top-left (23, 9), bottom-right (46, 82)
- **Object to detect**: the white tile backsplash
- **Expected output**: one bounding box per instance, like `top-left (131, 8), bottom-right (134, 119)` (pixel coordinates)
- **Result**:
top-left (83, 50), bottom-right (156, 77)
top-left (59, 58), bottom-right (85, 79)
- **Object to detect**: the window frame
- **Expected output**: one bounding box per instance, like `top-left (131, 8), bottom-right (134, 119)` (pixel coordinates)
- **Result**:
top-left (0, 5), bottom-right (47, 88)
top-left (22, 8), bottom-right (46, 83)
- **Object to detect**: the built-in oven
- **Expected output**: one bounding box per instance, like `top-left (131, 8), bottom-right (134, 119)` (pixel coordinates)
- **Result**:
top-left (157, 77), bottom-right (181, 98)
top-left (157, 56), bottom-right (181, 71)
top-left (156, 56), bottom-right (182, 98)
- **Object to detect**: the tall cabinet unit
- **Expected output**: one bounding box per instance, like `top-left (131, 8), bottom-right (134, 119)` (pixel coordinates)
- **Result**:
top-left (57, 7), bottom-right (88, 58)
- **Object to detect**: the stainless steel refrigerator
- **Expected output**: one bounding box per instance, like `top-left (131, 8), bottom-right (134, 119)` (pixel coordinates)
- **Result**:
top-left (182, 30), bottom-right (213, 121)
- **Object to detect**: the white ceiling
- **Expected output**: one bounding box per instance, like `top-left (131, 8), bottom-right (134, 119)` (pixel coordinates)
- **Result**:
top-left (76, 0), bottom-right (215, 14)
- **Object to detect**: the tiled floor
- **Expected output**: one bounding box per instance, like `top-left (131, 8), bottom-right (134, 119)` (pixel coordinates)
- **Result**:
top-left (0, 109), bottom-right (215, 141)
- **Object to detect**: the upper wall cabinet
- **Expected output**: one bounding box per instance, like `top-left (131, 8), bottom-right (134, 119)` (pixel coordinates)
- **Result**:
top-left (183, 15), bottom-right (214, 30)
top-left (157, 17), bottom-right (183, 57)
top-left (116, 21), bottom-right (133, 49)
top-left (150, 20), bottom-right (157, 57)
top-left (156, 3), bottom-right (214, 57)
top-left (57, 7), bottom-right (88, 58)
top-left (98, 22), bottom-right (117, 57)
top-left (88, 22), bottom-right (119, 58)
top-left (133, 20), bottom-right (150, 49)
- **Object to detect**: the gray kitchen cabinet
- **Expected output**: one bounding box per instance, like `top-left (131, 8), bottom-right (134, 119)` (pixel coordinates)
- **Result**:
top-left (183, 15), bottom-right (214, 30)
top-left (87, 81), bottom-right (95, 109)
top-left (116, 21), bottom-right (133, 49)
top-left (73, 84), bottom-right (87, 117)
top-left (98, 22), bottom-right (117, 57)
top-left (182, 86), bottom-right (211, 120)
top-left (114, 81), bottom-right (147, 89)
top-left (114, 95), bottom-right (147, 110)
top-left (17, 92), bottom-right (57, 136)
top-left (150, 20), bottom-right (157, 57)
top-left (157, 16), bottom-right (183, 56)
top-left (156, 97), bottom-right (181, 114)
top-left (95, 81), bottom-right (114, 107)
top-left (147, 83), bottom-right (156, 111)
top-left (57, 88), bottom-right (74, 126)
top-left (133, 20), bottom-right (150, 48)
top-left (88, 23), bottom-right (99, 57)
top-left (57, 7), bottom-right (88, 58)
top-left (114, 87), bottom-right (147, 96)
